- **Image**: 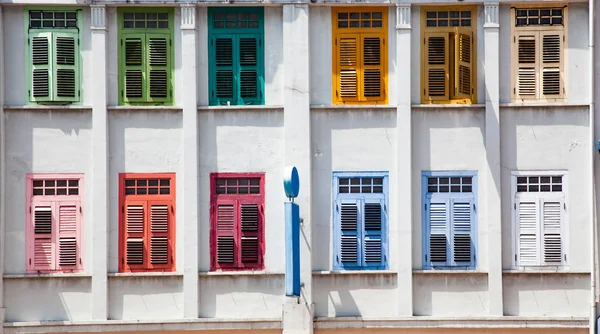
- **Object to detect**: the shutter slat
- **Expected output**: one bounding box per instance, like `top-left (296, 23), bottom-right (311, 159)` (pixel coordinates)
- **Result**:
top-left (429, 202), bottom-right (448, 263)
top-left (543, 201), bottom-right (562, 264)
top-left (59, 237), bottom-right (77, 266)
top-left (452, 201), bottom-right (472, 264)
top-left (364, 203), bottom-right (381, 230)
top-left (126, 238), bottom-right (144, 264)
top-left (150, 205), bottom-right (168, 232)
top-left (216, 204), bottom-right (235, 264)
top-left (518, 200), bottom-right (538, 266)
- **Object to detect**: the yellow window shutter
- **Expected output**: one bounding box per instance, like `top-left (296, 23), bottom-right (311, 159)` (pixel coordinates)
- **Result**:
top-left (514, 32), bottom-right (538, 100)
top-left (424, 32), bottom-right (449, 102)
top-left (361, 33), bottom-right (384, 101)
top-left (454, 31), bottom-right (473, 100)
top-left (336, 34), bottom-right (360, 103)
top-left (540, 31), bottom-right (563, 99)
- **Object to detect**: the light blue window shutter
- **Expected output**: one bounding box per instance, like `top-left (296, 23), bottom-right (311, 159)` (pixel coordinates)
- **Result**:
top-left (363, 199), bottom-right (385, 269)
top-left (428, 198), bottom-right (449, 267)
top-left (450, 198), bottom-right (474, 267)
top-left (337, 199), bottom-right (360, 269)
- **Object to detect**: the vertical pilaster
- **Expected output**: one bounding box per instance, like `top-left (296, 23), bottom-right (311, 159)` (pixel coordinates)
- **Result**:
top-left (180, 4), bottom-right (199, 319)
top-left (0, 5), bottom-right (6, 330)
top-left (90, 4), bottom-right (108, 320)
top-left (484, 2), bottom-right (503, 316)
top-left (395, 4), bottom-right (413, 317)
top-left (282, 4), bottom-right (313, 334)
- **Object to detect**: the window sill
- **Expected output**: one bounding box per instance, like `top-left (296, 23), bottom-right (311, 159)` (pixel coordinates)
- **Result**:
top-left (312, 270), bottom-right (396, 276)
top-left (503, 269), bottom-right (589, 275)
top-left (4, 273), bottom-right (91, 279)
top-left (310, 104), bottom-right (396, 111)
top-left (411, 104), bottom-right (485, 110)
top-left (198, 105), bottom-right (283, 112)
top-left (199, 270), bottom-right (284, 277)
top-left (412, 270), bottom-right (486, 275)
top-left (3, 105), bottom-right (92, 111)
top-left (108, 272), bottom-right (182, 277)
top-left (107, 106), bottom-right (182, 112)
top-left (500, 102), bottom-right (589, 108)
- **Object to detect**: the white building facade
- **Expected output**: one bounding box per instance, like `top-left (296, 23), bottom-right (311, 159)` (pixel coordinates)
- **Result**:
top-left (0, 0), bottom-right (598, 333)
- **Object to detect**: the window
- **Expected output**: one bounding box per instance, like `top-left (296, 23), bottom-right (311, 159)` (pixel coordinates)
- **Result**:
top-left (208, 7), bottom-right (264, 106)
top-left (26, 8), bottom-right (81, 104)
top-left (511, 7), bottom-right (567, 102)
top-left (118, 8), bottom-right (173, 106)
top-left (332, 8), bottom-right (387, 104)
top-left (422, 172), bottom-right (477, 269)
top-left (333, 172), bottom-right (388, 270)
top-left (512, 172), bottom-right (567, 267)
top-left (211, 173), bottom-right (265, 271)
top-left (119, 173), bottom-right (175, 272)
top-left (26, 174), bottom-right (83, 273)
top-left (421, 7), bottom-right (475, 104)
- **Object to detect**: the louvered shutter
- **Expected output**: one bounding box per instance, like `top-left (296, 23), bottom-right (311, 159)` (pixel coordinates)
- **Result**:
top-left (53, 32), bottom-right (79, 102)
top-left (337, 199), bottom-right (360, 268)
top-left (29, 203), bottom-right (54, 271)
top-left (149, 201), bottom-right (172, 269)
top-left (239, 200), bottom-right (262, 268)
top-left (516, 198), bottom-right (539, 266)
top-left (124, 200), bottom-right (146, 268)
top-left (541, 198), bottom-right (564, 265)
top-left (215, 199), bottom-right (236, 268)
top-left (122, 34), bottom-right (146, 103)
top-left (428, 198), bottom-right (449, 266)
top-left (238, 34), bottom-right (262, 105)
top-left (450, 199), bottom-right (473, 267)
top-left (146, 34), bottom-right (170, 102)
top-left (514, 32), bottom-right (538, 100)
top-left (337, 34), bottom-right (360, 102)
top-left (363, 200), bottom-right (385, 268)
top-left (540, 31), bottom-right (563, 99)
top-left (455, 32), bottom-right (473, 99)
top-left (424, 32), bottom-right (449, 101)
top-left (361, 34), bottom-right (384, 101)
top-left (56, 201), bottom-right (81, 270)
top-left (211, 35), bottom-right (235, 105)
top-left (30, 32), bottom-right (52, 102)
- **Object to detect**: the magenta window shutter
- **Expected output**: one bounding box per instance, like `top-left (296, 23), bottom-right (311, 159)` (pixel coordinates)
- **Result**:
top-left (56, 200), bottom-right (82, 271)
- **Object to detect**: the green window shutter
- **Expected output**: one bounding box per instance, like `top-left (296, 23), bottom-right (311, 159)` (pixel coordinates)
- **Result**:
top-left (30, 31), bottom-right (52, 102)
top-left (121, 33), bottom-right (146, 104)
top-left (53, 31), bottom-right (79, 102)
top-left (210, 34), bottom-right (235, 105)
top-left (237, 34), bottom-right (262, 105)
top-left (146, 33), bottom-right (171, 103)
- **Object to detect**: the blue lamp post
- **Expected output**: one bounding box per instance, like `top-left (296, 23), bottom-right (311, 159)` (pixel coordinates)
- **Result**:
top-left (283, 166), bottom-right (300, 297)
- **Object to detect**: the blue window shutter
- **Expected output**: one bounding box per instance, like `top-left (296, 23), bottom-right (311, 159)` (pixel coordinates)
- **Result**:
top-left (450, 198), bottom-right (474, 268)
top-left (363, 199), bottom-right (385, 269)
top-left (427, 197), bottom-right (450, 267)
top-left (337, 199), bottom-right (361, 269)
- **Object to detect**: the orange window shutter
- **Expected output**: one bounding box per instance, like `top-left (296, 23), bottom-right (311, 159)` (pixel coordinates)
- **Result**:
top-left (361, 33), bottom-right (384, 101)
top-left (30, 202), bottom-right (55, 271)
top-left (424, 32), bottom-right (449, 101)
top-left (124, 200), bottom-right (146, 270)
top-left (148, 201), bottom-right (173, 270)
top-left (56, 200), bottom-right (81, 270)
top-left (337, 34), bottom-right (360, 103)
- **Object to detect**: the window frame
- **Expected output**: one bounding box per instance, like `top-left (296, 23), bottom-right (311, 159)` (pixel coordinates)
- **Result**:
top-left (511, 170), bottom-right (569, 270)
top-left (26, 173), bottom-right (84, 274)
top-left (331, 7), bottom-right (388, 105)
top-left (117, 7), bottom-right (174, 106)
top-left (210, 172), bottom-right (266, 271)
top-left (208, 7), bottom-right (265, 106)
top-left (332, 171), bottom-right (389, 271)
top-left (421, 170), bottom-right (478, 270)
top-left (24, 7), bottom-right (83, 105)
top-left (118, 172), bottom-right (176, 273)
top-left (420, 6), bottom-right (477, 105)
top-left (510, 5), bottom-right (568, 103)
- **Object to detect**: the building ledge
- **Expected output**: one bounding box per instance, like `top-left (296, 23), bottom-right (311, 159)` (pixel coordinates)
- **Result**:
top-left (3, 318), bottom-right (282, 333)
top-left (108, 272), bottom-right (183, 277)
top-left (310, 104), bottom-right (396, 111)
top-left (198, 105), bottom-right (283, 112)
top-left (3, 273), bottom-right (91, 279)
top-left (314, 316), bottom-right (589, 329)
top-left (3, 105), bottom-right (92, 112)
top-left (199, 270), bottom-right (284, 277)
top-left (411, 104), bottom-right (486, 110)
top-left (503, 269), bottom-right (591, 275)
top-left (412, 270), bottom-right (487, 275)
top-left (500, 102), bottom-right (589, 108)
top-left (107, 106), bottom-right (182, 112)
top-left (312, 270), bottom-right (396, 276)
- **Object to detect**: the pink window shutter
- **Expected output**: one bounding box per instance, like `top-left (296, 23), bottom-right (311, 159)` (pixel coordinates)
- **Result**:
top-left (56, 200), bottom-right (82, 271)
top-left (28, 201), bottom-right (55, 272)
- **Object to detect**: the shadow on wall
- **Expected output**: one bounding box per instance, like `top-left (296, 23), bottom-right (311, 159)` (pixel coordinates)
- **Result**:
top-left (108, 276), bottom-right (183, 320)
top-left (412, 273), bottom-right (488, 316)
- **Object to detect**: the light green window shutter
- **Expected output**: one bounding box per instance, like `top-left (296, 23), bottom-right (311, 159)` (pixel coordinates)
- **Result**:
top-left (122, 33), bottom-right (146, 104)
top-left (238, 34), bottom-right (262, 105)
top-left (30, 31), bottom-right (52, 102)
top-left (53, 31), bottom-right (79, 102)
top-left (146, 33), bottom-right (171, 103)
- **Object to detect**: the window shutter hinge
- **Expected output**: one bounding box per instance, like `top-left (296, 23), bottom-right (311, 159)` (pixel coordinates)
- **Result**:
top-left (383, 38), bottom-right (385, 45)
top-left (29, 206), bottom-right (31, 213)
top-left (424, 38), bottom-right (426, 45)
top-left (28, 38), bottom-right (30, 45)
top-left (335, 39), bottom-right (337, 46)
top-left (563, 35), bottom-right (565, 42)
top-left (514, 203), bottom-right (516, 210)
top-left (564, 254), bottom-right (567, 261)
top-left (120, 39), bottom-right (123, 46)
top-left (80, 206), bottom-right (82, 213)
top-left (425, 255), bottom-right (428, 262)
top-left (78, 90), bottom-right (81, 97)
top-left (121, 206), bottom-right (124, 213)
top-left (564, 203), bottom-right (566, 210)
top-left (170, 39), bottom-right (172, 46)
top-left (473, 203), bottom-right (476, 212)
top-left (471, 88), bottom-right (474, 94)
top-left (121, 258), bottom-right (124, 264)
top-left (79, 258), bottom-right (82, 264)
top-left (514, 88), bottom-right (516, 94)
top-left (424, 89), bottom-right (426, 96)
top-left (515, 254), bottom-right (517, 262)
top-left (29, 258), bottom-right (31, 265)
top-left (78, 38), bottom-right (80, 45)
top-left (514, 36), bottom-right (516, 43)
top-left (259, 39), bottom-right (262, 46)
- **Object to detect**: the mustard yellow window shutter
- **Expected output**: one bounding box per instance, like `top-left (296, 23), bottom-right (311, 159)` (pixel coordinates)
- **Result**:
top-left (424, 32), bottom-right (449, 102)
top-left (362, 33), bottom-right (384, 101)
top-left (455, 31), bottom-right (472, 100)
top-left (338, 34), bottom-right (360, 101)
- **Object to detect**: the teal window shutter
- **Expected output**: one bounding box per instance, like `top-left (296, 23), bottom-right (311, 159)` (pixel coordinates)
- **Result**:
top-left (238, 34), bottom-right (262, 105)
top-left (30, 32), bottom-right (52, 102)
top-left (211, 34), bottom-right (235, 105)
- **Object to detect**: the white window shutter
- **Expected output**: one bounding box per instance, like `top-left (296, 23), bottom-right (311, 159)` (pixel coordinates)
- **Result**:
top-left (541, 198), bottom-right (564, 265)
top-left (517, 198), bottom-right (539, 266)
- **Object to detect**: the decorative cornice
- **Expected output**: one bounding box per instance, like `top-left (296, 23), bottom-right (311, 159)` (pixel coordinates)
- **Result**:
top-left (396, 5), bottom-right (411, 30)
top-left (90, 5), bottom-right (106, 30)
top-left (484, 3), bottom-right (499, 28)
top-left (181, 4), bottom-right (196, 30)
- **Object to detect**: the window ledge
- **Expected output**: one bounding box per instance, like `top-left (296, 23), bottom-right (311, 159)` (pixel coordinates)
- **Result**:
top-left (3, 105), bottom-right (92, 111)
top-left (4, 273), bottom-right (91, 279)
top-left (503, 269), bottom-right (590, 275)
top-left (312, 270), bottom-right (396, 276)
top-left (198, 105), bottom-right (283, 112)
top-left (108, 272), bottom-right (182, 277)
top-left (199, 270), bottom-right (284, 277)
top-left (107, 106), bottom-right (182, 112)
top-left (310, 104), bottom-right (396, 111)
top-left (412, 270), bottom-right (487, 275)
top-left (411, 104), bottom-right (485, 110)
top-left (500, 102), bottom-right (589, 108)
